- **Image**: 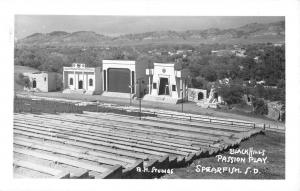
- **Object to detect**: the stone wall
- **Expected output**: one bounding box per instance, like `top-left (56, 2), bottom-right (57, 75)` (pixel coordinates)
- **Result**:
top-left (188, 88), bottom-right (207, 103)
top-left (266, 101), bottom-right (285, 121)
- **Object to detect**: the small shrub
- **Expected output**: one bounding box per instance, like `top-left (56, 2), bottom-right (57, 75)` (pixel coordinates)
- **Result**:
top-left (252, 98), bottom-right (268, 115)
top-left (16, 73), bottom-right (31, 88)
top-left (217, 84), bottom-right (244, 105)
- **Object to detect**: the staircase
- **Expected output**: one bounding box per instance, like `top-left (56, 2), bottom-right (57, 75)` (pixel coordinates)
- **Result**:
top-left (63, 89), bottom-right (84, 94)
top-left (101, 92), bottom-right (134, 99)
top-left (62, 89), bottom-right (99, 95)
top-left (143, 95), bottom-right (179, 104)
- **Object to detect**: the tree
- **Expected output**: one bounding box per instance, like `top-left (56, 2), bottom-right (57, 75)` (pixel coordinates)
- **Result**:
top-left (200, 65), bottom-right (218, 82)
top-left (191, 76), bottom-right (208, 89)
top-left (16, 73), bottom-right (31, 88)
top-left (252, 97), bottom-right (268, 115)
top-left (216, 83), bottom-right (244, 105)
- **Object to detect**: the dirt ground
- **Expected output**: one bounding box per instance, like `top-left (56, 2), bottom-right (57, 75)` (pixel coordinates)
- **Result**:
top-left (18, 91), bottom-right (285, 130)
top-left (162, 131), bottom-right (285, 179)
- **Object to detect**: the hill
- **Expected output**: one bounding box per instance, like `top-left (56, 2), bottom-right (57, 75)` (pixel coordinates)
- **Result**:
top-left (14, 65), bottom-right (40, 74)
top-left (16, 21), bottom-right (285, 47)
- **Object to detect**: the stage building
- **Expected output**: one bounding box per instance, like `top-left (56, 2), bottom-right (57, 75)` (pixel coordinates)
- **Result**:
top-left (101, 60), bottom-right (148, 98)
top-left (143, 63), bottom-right (189, 104)
top-left (62, 63), bottom-right (102, 95)
top-left (23, 71), bottom-right (57, 92)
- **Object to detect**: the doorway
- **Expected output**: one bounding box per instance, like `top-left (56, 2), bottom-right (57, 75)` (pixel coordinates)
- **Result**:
top-left (198, 92), bottom-right (204, 100)
top-left (78, 80), bottom-right (83, 89)
top-left (32, 80), bottom-right (36, 88)
top-left (214, 92), bottom-right (218, 99)
top-left (158, 77), bottom-right (170, 95)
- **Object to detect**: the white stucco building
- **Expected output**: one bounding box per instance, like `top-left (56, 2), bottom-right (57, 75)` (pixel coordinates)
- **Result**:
top-left (143, 63), bottom-right (188, 104)
top-left (62, 63), bottom-right (102, 95)
top-left (23, 72), bottom-right (57, 92)
top-left (188, 87), bottom-right (224, 108)
top-left (188, 88), bottom-right (208, 103)
top-left (101, 60), bottom-right (148, 98)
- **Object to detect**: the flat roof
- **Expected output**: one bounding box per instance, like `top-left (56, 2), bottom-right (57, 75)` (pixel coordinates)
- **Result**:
top-left (102, 60), bottom-right (136, 65)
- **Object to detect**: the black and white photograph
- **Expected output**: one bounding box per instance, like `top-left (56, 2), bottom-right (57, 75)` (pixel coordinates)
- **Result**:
top-left (1, 0), bottom-right (300, 190)
top-left (12, 14), bottom-right (286, 179)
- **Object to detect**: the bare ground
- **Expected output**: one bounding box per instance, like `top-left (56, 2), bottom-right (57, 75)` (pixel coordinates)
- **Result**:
top-left (162, 131), bottom-right (285, 179)
top-left (18, 91), bottom-right (285, 130)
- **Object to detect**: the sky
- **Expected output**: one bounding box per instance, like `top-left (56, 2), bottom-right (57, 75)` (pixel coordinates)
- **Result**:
top-left (15, 15), bottom-right (284, 39)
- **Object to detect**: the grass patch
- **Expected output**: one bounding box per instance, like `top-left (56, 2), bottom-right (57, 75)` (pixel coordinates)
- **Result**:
top-left (14, 97), bottom-right (83, 114)
top-left (14, 96), bottom-right (155, 117)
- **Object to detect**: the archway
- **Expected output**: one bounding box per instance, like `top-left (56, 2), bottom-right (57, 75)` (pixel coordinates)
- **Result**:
top-left (78, 80), bottom-right (83, 89)
top-left (198, 92), bottom-right (204, 100)
top-left (32, 80), bottom-right (37, 88)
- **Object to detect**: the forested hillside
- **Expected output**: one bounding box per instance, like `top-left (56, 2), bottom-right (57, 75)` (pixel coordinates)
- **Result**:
top-left (14, 20), bottom-right (285, 109)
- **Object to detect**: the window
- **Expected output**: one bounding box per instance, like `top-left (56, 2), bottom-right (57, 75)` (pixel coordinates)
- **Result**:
top-left (89, 79), bottom-right (93, 86)
top-left (69, 78), bottom-right (73, 85)
top-left (153, 83), bottom-right (157, 89)
top-left (44, 77), bottom-right (47, 82)
top-left (172, 85), bottom-right (176, 91)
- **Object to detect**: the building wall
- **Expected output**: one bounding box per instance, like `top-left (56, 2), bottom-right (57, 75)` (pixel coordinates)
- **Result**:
top-left (47, 73), bottom-right (57, 91)
top-left (151, 63), bottom-right (180, 99)
top-left (65, 72), bottom-right (96, 90)
top-left (188, 88), bottom-right (208, 103)
top-left (66, 72), bottom-right (75, 89)
top-left (102, 60), bottom-right (136, 94)
top-left (63, 65), bottom-right (102, 94)
top-left (94, 67), bottom-right (102, 93)
top-left (135, 61), bottom-right (148, 98)
top-left (23, 72), bottom-right (56, 92)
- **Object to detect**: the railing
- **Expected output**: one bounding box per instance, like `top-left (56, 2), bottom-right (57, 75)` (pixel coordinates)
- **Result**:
top-left (15, 93), bottom-right (268, 129)
top-left (145, 111), bottom-right (260, 128)
top-left (96, 103), bottom-right (265, 129)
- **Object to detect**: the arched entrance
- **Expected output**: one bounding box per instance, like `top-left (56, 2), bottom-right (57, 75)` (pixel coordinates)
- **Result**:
top-left (198, 92), bottom-right (204, 100)
top-left (78, 80), bottom-right (83, 89)
top-left (32, 80), bottom-right (37, 88)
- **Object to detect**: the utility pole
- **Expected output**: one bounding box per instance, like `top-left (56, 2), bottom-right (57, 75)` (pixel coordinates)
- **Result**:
top-left (181, 90), bottom-right (183, 113)
top-left (187, 75), bottom-right (191, 102)
top-left (181, 78), bottom-right (185, 113)
top-left (137, 79), bottom-right (142, 120)
top-left (139, 97), bottom-right (141, 120)
top-left (128, 85), bottom-right (132, 106)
